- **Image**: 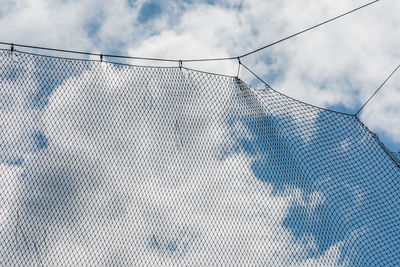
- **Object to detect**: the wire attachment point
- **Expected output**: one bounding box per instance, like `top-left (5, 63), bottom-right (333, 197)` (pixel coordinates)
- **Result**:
top-left (236, 57), bottom-right (242, 78)
top-left (10, 43), bottom-right (14, 53)
top-left (179, 60), bottom-right (182, 69)
top-left (100, 54), bottom-right (103, 62)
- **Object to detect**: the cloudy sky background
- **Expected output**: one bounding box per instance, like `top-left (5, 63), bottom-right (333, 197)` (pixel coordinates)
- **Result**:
top-left (0, 0), bottom-right (400, 266)
top-left (0, 0), bottom-right (399, 151)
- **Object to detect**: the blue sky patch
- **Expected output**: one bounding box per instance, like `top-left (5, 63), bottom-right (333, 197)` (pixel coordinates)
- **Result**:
top-left (33, 131), bottom-right (48, 150)
top-left (138, 1), bottom-right (163, 24)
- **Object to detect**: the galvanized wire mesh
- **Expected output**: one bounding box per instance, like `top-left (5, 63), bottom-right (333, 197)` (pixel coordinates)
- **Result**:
top-left (0, 49), bottom-right (399, 266)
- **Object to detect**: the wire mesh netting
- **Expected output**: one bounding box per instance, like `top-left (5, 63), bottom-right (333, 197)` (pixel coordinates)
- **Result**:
top-left (0, 49), bottom-right (399, 266)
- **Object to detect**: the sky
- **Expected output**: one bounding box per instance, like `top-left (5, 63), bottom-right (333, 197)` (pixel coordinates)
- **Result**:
top-left (0, 0), bottom-right (400, 266)
top-left (0, 0), bottom-right (399, 151)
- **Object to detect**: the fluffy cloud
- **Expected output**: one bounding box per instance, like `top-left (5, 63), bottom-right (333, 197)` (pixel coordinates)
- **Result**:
top-left (0, 51), bottom-right (43, 163)
top-left (360, 68), bottom-right (400, 142)
top-left (0, 164), bottom-right (22, 248)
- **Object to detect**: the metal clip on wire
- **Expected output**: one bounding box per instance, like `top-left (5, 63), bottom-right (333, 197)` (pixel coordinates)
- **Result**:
top-left (10, 43), bottom-right (18, 62)
top-left (100, 54), bottom-right (103, 62)
top-left (236, 57), bottom-right (241, 78)
top-left (179, 60), bottom-right (182, 69)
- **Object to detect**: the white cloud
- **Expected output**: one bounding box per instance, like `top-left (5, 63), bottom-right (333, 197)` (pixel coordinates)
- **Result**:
top-left (0, 163), bottom-right (23, 265)
top-left (0, 163), bottom-right (22, 234)
top-left (297, 242), bottom-right (347, 267)
top-left (0, 51), bottom-right (43, 162)
top-left (360, 69), bottom-right (400, 142)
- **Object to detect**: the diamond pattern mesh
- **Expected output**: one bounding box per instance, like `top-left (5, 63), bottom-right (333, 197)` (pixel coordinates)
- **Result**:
top-left (0, 49), bottom-right (399, 266)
